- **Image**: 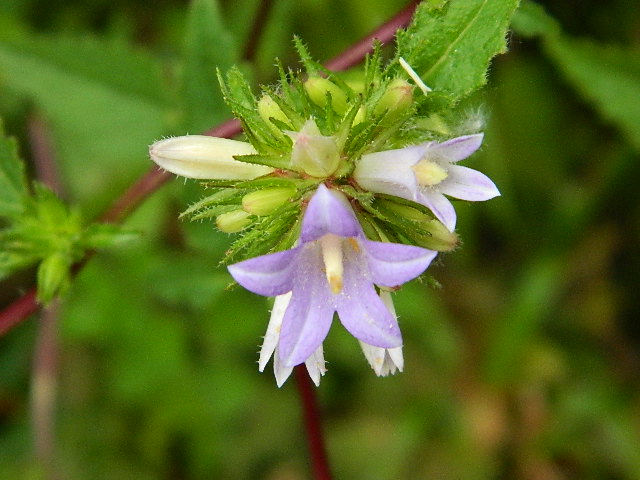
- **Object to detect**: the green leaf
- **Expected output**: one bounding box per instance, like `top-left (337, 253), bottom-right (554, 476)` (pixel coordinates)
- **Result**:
top-left (181, 0), bottom-right (240, 132)
top-left (512, 2), bottom-right (640, 150)
top-left (0, 29), bottom-right (168, 202)
top-left (510, 0), bottom-right (560, 37)
top-left (547, 37), bottom-right (640, 150)
top-left (396, 0), bottom-right (520, 104)
top-left (0, 118), bottom-right (28, 218)
top-left (80, 223), bottom-right (139, 250)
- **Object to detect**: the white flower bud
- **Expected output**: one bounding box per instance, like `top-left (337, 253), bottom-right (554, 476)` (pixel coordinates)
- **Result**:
top-left (149, 135), bottom-right (273, 180)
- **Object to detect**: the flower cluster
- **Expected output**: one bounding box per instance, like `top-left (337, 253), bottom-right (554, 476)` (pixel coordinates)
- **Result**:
top-left (149, 51), bottom-right (499, 386)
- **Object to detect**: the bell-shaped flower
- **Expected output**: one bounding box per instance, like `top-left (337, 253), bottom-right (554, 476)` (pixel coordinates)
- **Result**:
top-left (228, 184), bottom-right (437, 374)
top-left (353, 133), bottom-right (499, 231)
top-left (149, 135), bottom-right (273, 180)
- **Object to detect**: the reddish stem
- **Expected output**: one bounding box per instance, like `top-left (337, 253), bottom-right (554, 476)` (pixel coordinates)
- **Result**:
top-left (324, 0), bottom-right (420, 71)
top-left (295, 366), bottom-right (332, 480)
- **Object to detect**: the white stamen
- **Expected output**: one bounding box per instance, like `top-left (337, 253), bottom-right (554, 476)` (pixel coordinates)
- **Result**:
top-left (320, 234), bottom-right (344, 294)
top-left (399, 57), bottom-right (432, 95)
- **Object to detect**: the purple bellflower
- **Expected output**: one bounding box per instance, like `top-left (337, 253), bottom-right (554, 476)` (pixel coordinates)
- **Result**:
top-left (353, 134), bottom-right (500, 231)
top-left (228, 184), bottom-right (436, 385)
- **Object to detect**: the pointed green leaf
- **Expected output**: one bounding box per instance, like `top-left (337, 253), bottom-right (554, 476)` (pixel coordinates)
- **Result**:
top-left (513, 2), bottom-right (640, 150)
top-left (0, 119), bottom-right (28, 217)
top-left (0, 30), bottom-right (168, 201)
top-left (547, 38), bottom-right (640, 150)
top-left (396, 0), bottom-right (520, 104)
top-left (182, 0), bottom-right (240, 131)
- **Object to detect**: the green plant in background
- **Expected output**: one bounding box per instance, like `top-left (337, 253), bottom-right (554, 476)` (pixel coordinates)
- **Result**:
top-left (1, 0), bottom-right (640, 479)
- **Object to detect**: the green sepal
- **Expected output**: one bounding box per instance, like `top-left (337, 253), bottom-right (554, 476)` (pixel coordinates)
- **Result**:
top-left (233, 153), bottom-right (294, 171)
top-left (222, 201), bottom-right (300, 264)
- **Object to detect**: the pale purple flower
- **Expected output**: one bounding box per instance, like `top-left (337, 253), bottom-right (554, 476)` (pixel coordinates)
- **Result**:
top-left (353, 133), bottom-right (500, 231)
top-left (228, 184), bottom-right (436, 381)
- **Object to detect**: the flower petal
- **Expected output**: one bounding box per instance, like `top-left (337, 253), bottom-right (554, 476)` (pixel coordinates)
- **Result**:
top-left (273, 347), bottom-right (294, 388)
top-left (416, 189), bottom-right (457, 231)
top-left (300, 184), bottom-right (361, 242)
top-left (425, 133), bottom-right (483, 164)
top-left (278, 246), bottom-right (335, 366)
top-left (440, 165), bottom-right (500, 201)
top-left (335, 254), bottom-right (402, 348)
top-left (363, 240), bottom-right (437, 287)
top-left (228, 249), bottom-right (298, 296)
top-left (304, 345), bottom-right (327, 386)
top-left (258, 293), bottom-right (291, 372)
top-left (353, 146), bottom-right (423, 201)
top-left (336, 285), bottom-right (402, 348)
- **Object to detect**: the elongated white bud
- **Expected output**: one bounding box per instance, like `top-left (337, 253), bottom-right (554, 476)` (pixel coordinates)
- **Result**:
top-left (149, 135), bottom-right (273, 180)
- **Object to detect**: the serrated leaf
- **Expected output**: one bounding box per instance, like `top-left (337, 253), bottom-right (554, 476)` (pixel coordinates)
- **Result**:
top-left (182, 0), bottom-right (239, 132)
top-left (396, 0), bottom-right (520, 104)
top-left (0, 119), bottom-right (28, 218)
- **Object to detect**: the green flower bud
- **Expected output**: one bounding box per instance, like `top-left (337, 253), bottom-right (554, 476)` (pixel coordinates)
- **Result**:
top-left (304, 77), bottom-right (349, 114)
top-left (242, 187), bottom-right (295, 216)
top-left (353, 105), bottom-right (367, 127)
top-left (37, 252), bottom-right (71, 304)
top-left (373, 78), bottom-right (414, 117)
top-left (216, 210), bottom-right (253, 233)
top-left (286, 119), bottom-right (341, 177)
top-left (375, 199), bottom-right (458, 251)
top-left (258, 94), bottom-right (290, 134)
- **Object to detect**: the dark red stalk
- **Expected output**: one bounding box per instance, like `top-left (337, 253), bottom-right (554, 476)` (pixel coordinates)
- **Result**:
top-left (28, 115), bottom-right (63, 480)
top-left (295, 366), bottom-right (332, 480)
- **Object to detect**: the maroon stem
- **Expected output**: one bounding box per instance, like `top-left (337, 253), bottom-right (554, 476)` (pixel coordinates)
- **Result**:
top-left (324, 0), bottom-right (420, 71)
top-left (295, 366), bottom-right (332, 480)
top-left (31, 300), bottom-right (60, 480)
top-left (242, 0), bottom-right (276, 62)
top-left (28, 115), bottom-right (63, 480)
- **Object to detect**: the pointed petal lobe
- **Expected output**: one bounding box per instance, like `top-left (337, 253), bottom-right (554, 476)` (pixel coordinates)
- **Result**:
top-left (426, 134), bottom-right (483, 163)
top-left (363, 240), bottom-right (437, 287)
top-left (440, 165), bottom-right (500, 201)
top-left (228, 249), bottom-right (297, 296)
top-left (300, 184), bottom-right (361, 242)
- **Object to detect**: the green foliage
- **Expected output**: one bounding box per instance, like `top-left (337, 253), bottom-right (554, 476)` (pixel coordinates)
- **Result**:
top-left (181, 0), bottom-right (240, 132)
top-left (0, 25), bottom-right (168, 203)
top-left (0, 119), bottom-right (28, 218)
top-left (513, 1), bottom-right (640, 150)
top-left (395, 0), bottom-right (521, 107)
top-left (0, 127), bottom-right (136, 303)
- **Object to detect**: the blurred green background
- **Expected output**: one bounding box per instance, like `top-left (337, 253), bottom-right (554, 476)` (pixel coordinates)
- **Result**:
top-left (1, 0), bottom-right (640, 478)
